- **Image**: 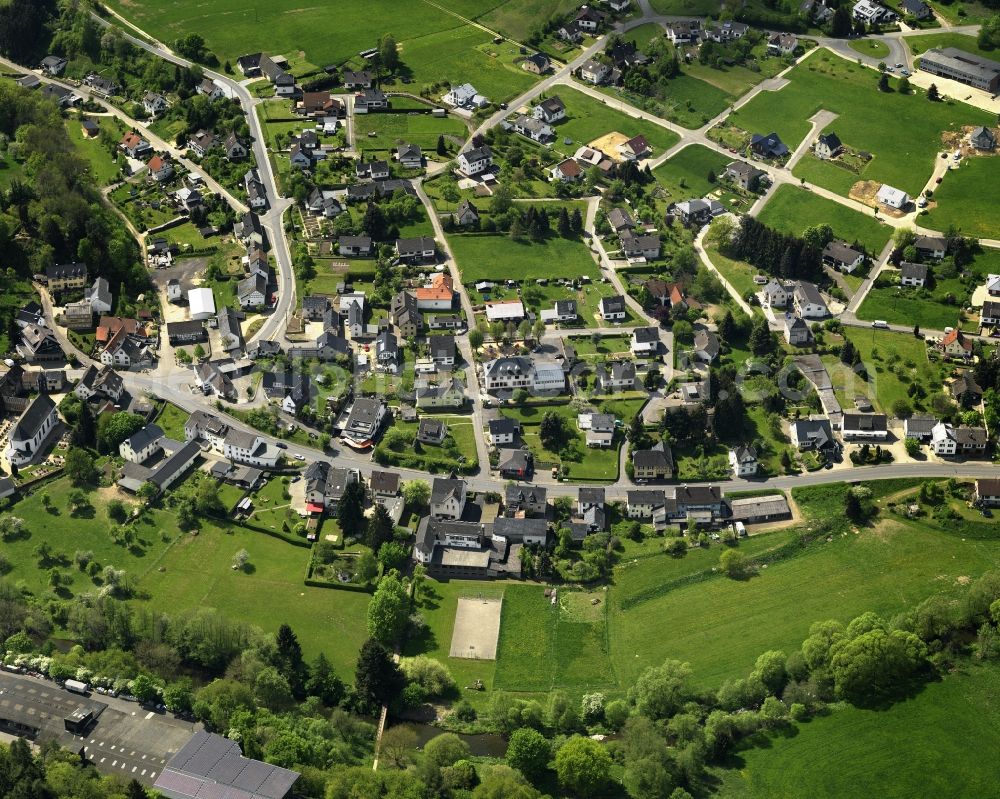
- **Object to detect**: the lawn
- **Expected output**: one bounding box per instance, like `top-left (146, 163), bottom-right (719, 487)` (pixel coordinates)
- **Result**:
top-left (66, 117), bottom-right (126, 185)
top-left (494, 584), bottom-right (614, 692)
top-left (832, 326), bottom-right (950, 414)
top-left (607, 483), bottom-right (1000, 690)
top-left (652, 144), bottom-right (734, 204)
top-left (478, 0), bottom-right (579, 42)
top-left (703, 242), bottom-right (760, 298)
top-left (906, 32), bottom-right (999, 60)
top-left (855, 285), bottom-right (966, 330)
top-left (568, 333), bottom-right (633, 356)
top-left (920, 156), bottom-right (1000, 240)
top-left (449, 232), bottom-right (599, 283)
top-left (621, 22), bottom-right (665, 51)
top-left (718, 663), bottom-right (1000, 798)
top-left (352, 112), bottom-right (467, 156)
top-left (732, 50), bottom-right (992, 197)
top-left (155, 402), bottom-right (191, 440)
top-left (553, 86), bottom-right (681, 155)
top-left (599, 72), bottom-right (734, 130)
top-left (756, 185), bottom-right (893, 254)
top-left (848, 38), bottom-right (890, 59)
top-left (404, 579), bottom-right (504, 712)
top-left (375, 416), bottom-right (479, 474)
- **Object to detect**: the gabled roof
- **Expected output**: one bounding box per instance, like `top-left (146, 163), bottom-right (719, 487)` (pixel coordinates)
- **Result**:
top-left (431, 477), bottom-right (466, 505)
top-left (900, 262), bottom-right (928, 281)
top-left (11, 393), bottom-right (56, 441)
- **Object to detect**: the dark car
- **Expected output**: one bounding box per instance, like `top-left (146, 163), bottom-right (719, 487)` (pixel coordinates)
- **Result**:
top-left (275, 441), bottom-right (287, 449)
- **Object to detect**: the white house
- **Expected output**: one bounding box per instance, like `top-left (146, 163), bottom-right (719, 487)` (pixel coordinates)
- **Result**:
top-left (457, 145), bottom-right (493, 176)
top-left (631, 327), bottom-right (659, 356)
top-left (762, 279), bottom-right (788, 308)
top-left (487, 417), bottom-right (520, 446)
top-left (876, 184), bottom-right (909, 210)
top-left (119, 424), bottom-right (164, 464)
top-left (430, 477), bottom-right (467, 519)
top-left (188, 288), bottom-right (216, 320)
top-left (223, 428), bottom-right (280, 468)
top-left (841, 413), bottom-right (888, 440)
top-left (793, 282), bottom-right (828, 318)
top-left (900, 262), bottom-right (928, 287)
top-left (599, 295), bottom-right (627, 321)
top-left (729, 445), bottom-right (759, 477)
top-left (579, 58), bottom-right (612, 84)
top-left (443, 83), bottom-right (488, 109)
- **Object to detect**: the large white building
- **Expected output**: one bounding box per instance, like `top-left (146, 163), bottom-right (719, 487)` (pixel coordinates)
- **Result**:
top-left (188, 287), bottom-right (217, 320)
top-left (6, 393), bottom-right (58, 466)
top-left (481, 357), bottom-right (565, 393)
top-left (223, 428), bottom-right (281, 467)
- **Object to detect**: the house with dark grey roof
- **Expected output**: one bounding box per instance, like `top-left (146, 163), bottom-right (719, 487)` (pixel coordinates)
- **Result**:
top-left (431, 477), bottom-right (467, 519)
top-left (899, 262), bottom-right (928, 287)
top-left (599, 294), bottom-right (627, 321)
top-left (6, 393), bottom-right (58, 466)
top-left (120, 424), bottom-right (164, 464)
top-left (505, 484), bottom-right (547, 517)
top-left (822, 240), bottom-right (864, 273)
top-left (904, 414), bottom-right (937, 440)
top-left (793, 281), bottom-right (828, 318)
top-left (750, 132), bottom-right (789, 159)
top-left (342, 397), bottom-right (387, 446)
top-left (841, 412), bottom-right (888, 440)
top-left (498, 448), bottom-right (533, 479)
top-left (488, 417), bottom-right (520, 446)
top-left (815, 132), bottom-right (843, 159)
top-left (632, 441), bottom-right (673, 481)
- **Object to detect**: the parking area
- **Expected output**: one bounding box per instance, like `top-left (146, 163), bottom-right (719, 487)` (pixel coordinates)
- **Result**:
top-left (0, 673), bottom-right (196, 785)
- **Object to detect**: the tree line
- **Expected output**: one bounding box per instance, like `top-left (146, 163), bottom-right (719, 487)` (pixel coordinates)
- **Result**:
top-left (723, 215), bottom-right (824, 281)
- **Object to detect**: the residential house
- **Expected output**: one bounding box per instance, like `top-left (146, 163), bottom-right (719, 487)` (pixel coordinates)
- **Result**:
top-left (750, 132), bottom-right (789, 159)
top-left (289, 143), bottom-right (311, 169)
top-left (236, 53), bottom-right (263, 77)
top-left (767, 33), bottom-right (798, 55)
top-left (442, 83), bottom-right (489, 109)
top-left (627, 489), bottom-right (667, 519)
top-left (724, 160), bottom-right (766, 190)
top-left (841, 412), bottom-right (888, 440)
top-left (143, 91), bottom-right (168, 116)
top-left (18, 324), bottom-right (63, 362)
top-left (342, 70), bottom-right (374, 89)
top-left (457, 145), bottom-right (493, 176)
top-left (664, 21), bottom-right (699, 45)
top-left (390, 291), bottom-right (423, 337)
top-left (970, 126), bottom-right (997, 151)
top-left (975, 478), bottom-right (1000, 506)
top-left (488, 417), bottom-right (520, 446)
top-left (223, 428), bottom-right (280, 468)
top-left (915, 235), bottom-right (948, 261)
top-left (74, 364), bottom-right (124, 403)
top-left (931, 422), bottom-right (989, 456)
top-left (550, 158), bottom-right (584, 182)
top-left (80, 118), bottom-right (99, 137)
top-left (511, 114), bottom-right (554, 142)
top-left (784, 315), bottom-right (812, 346)
top-left (415, 273), bottom-right (455, 309)
top-left (607, 207), bottom-right (635, 233)
top-left (194, 361), bottom-right (236, 400)
top-left (577, 486), bottom-right (606, 532)
top-left (236, 212), bottom-right (265, 247)
top-left (375, 329), bottom-right (399, 372)
top-left (789, 417), bottom-right (837, 452)
top-left (793, 281), bottom-right (828, 318)
top-left (342, 397), bottom-right (387, 446)
top-left (853, 0), bottom-right (898, 23)
top-left (416, 418), bottom-right (448, 445)
top-left (674, 484), bottom-right (725, 517)
top-left (618, 135), bottom-right (651, 160)
top-left (596, 360), bottom-right (636, 392)
top-left (396, 236), bottom-right (437, 263)
top-left (673, 198), bottom-right (725, 225)
top-left (356, 159), bottom-right (391, 180)
top-left (938, 327), bottom-right (973, 359)
top-left (40, 84), bottom-right (77, 107)
top-left (729, 445), bottom-right (759, 477)
top-left (5, 393), bottom-right (58, 466)
top-left (877, 184), bottom-right (909, 210)
top-left (599, 294), bottom-right (627, 321)
top-left (620, 232), bottom-right (661, 260)
top-left (187, 129), bottom-right (217, 157)
top-left (533, 96), bottom-right (566, 123)
top-left (900, 262), bottom-right (928, 287)
top-left (244, 168), bottom-right (267, 209)
top-left (429, 335), bottom-right (457, 366)
top-left (484, 300), bottom-right (526, 323)
top-left (579, 58), bottom-right (612, 84)
top-left (84, 73), bottom-right (118, 97)
top-left (981, 300), bottom-right (1000, 326)
top-left (540, 299), bottom-right (578, 324)
top-left (370, 470), bottom-right (401, 506)
top-left (704, 20), bottom-right (749, 41)
top-left (505, 484), bottom-right (547, 516)
top-left (815, 131), bottom-right (843, 159)
top-left (396, 143), bottom-right (423, 169)
top-left (453, 199), bottom-right (480, 227)
top-left (146, 157), bottom-right (176, 193)
top-left (217, 308), bottom-right (245, 355)
top-left (575, 5), bottom-right (606, 30)
top-left (522, 53), bottom-right (551, 74)
top-left (822, 240), bottom-right (864, 273)
top-left (196, 78), bottom-right (223, 99)
top-left (901, 0), bottom-right (932, 18)
top-left (498, 448), bottom-right (533, 480)
top-left (633, 441), bottom-right (674, 481)
top-left (40, 55), bottom-right (67, 75)
top-left (904, 414), bottom-right (937, 440)
top-left (583, 412), bottom-right (616, 448)
top-left (338, 235), bottom-right (373, 257)
top-left (63, 301), bottom-right (93, 330)
top-left (45, 262), bottom-right (88, 291)
top-left (224, 133), bottom-right (248, 160)
top-left (302, 295), bottom-right (329, 321)
top-left (237, 273), bottom-right (268, 309)
top-left (481, 356), bottom-right (564, 393)
top-left (430, 477), bottom-right (467, 519)
top-left (120, 424), bottom-right (164, 464)
top-left (691, 329), bottom-right (720, 363)
top-left (631, 326), bottom-right (659, 356)
top-left (762, 279), bottom-right (788, 308)
top-left (951, 370), bottom-right (983, 407)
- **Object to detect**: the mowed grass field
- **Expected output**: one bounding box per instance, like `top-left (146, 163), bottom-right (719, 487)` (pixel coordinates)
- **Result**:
top-left (718, 663), bottom-right (1000, 798)
top-left (554, 86), bottom-right (681, 155)
top-left (494, 585), bottom-right (615, 692)
top-left (757, 185), bottom-right (892, 254)
top-left (354, 112), bottom-right (467, 155)
top-left (732, 51), bottom-right (992, 196)
top-left (449, 232), bottom-right (599, 282)
top-left (652, 144), bottom-right (733, 203)
top-left (907, 32), bottom-right (999, 60)
top-left (921, 156), bottom-right (1000, 240)
top-left (607, 483), bottom-right (1000, 690)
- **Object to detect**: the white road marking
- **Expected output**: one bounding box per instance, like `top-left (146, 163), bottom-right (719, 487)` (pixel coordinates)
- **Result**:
top-left (100, 758), bottom-right (106, 764)
top-left (132, 767), bottom-right (137, 773)
top-left (144, 712), bottom-right (154, 720)
top-left (150, 772), bottom-right (157, 779)
top-left (141, 770), bottom-right (147, 776)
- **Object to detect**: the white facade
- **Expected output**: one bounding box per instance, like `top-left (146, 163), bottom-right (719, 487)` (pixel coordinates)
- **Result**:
top-left (188, 288), bottom-right (216, 320)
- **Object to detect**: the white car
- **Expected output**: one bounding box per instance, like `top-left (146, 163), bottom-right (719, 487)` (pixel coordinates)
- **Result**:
top-left (293, 454), bottom-right (305, 461)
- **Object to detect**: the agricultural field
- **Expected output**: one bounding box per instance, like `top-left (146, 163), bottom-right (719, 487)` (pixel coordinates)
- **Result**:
top-left (607, 481), bottom-right (1000, 690)
top-left (552, 86), bottom-right (681, 155)
top-left (757, 185), bottom-right (893, 254)
top-left (448, 231), bottom-right (599, 283)
top-left (920, 156), bottom-right (1000, 240)
top-left (732, 51), bottom-right (992, 197)
top-left (652, 144), bottom-right (735, 204)
top-left (718, 663), bottom-right (1000, 798)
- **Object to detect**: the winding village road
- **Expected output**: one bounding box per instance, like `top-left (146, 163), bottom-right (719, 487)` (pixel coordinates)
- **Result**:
top-left (5, 4), bottom-right (986, 498)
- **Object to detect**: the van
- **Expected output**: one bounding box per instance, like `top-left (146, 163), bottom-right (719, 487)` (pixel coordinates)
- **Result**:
top-left (872, 320), bottom-right (889, 329)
